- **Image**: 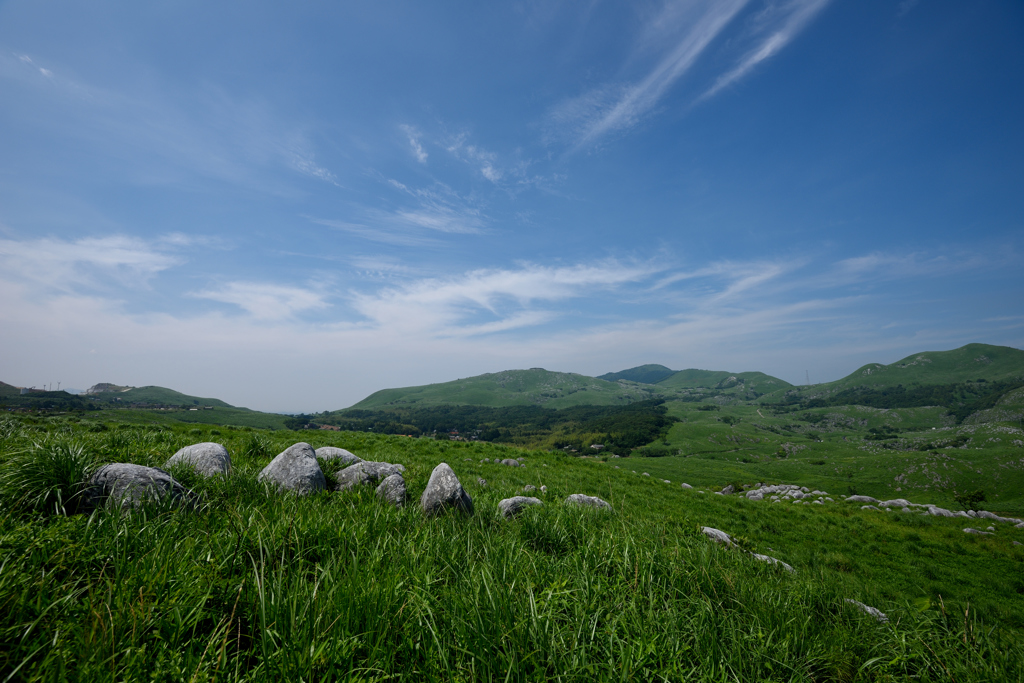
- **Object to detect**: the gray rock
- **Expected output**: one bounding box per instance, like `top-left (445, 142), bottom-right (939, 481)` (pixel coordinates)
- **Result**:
top-left (165, 442), bottom-right (231, 477)
top-left (747, 492), bottom-right (764, 502)
top-left (879, 498), bottom-right (911, 508)
top-left (663, 479), bottom-right (671, 484)
top-left (701, 527), bottom-right (736, 547)
top-left (314, 447), bottom-right (361, 468)
top-left (812, 499), bottom-right (823, 505)
top-left (540, 485), bottom-right (547, 493)
top-left (498, 496), bottom-right (543, 518)
top-left (87, 463), bottom-right (195, 510)
top-left (751, 553), bottom-right (795, 573)
top-left (565, 494), bottom-right (612, 511)
top-left (964, 528), bottom-right (993, 535)
top-left (1014, 541), bottom-right (1022, 546)
top-left (846, 495), bottom-right (879, 504)
top-left (861, 505), bottom-right (879, 510)
top-left (477, 477), bottom-right (487, 487)
top-left (681, 483), bottom-right (693, 489)
top-left (500, 458), bottom-right (521, 467)
top-left (481, 458), bottom-right (490, 463)
top-left (375, 474), bottom-right (407, 508)
top-left (845, 599), bottom-right (888, 623)
top-left (258, 443), bottom-right (325, 495)
top-left (421, 463), bottom-right (473, 516)
top-left (976, 510), bottom-right (1024, 524)
top-left (334, 461), bottom-right (405, 492)
top-left (1016, 522), bottom-right (1024, 529)
top-left (720, 484), bottom-right (735, 495)
top-left (642, 472), bottom-right (651, 477)
top-left (523, 485), bottom-right (536, 493)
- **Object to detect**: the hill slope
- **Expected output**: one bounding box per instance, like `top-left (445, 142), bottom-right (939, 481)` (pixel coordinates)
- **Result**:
top-left (88, 384), bottom-right (236, 408)
top-left (597, 364), bottom-right (676, 384)
top-left (349, 368), bottom-right (660, 409)
top-left (825, 343), bottom-right (1024, 390)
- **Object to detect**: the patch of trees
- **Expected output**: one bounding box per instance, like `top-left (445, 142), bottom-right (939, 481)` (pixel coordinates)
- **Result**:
top-left (319, 399), bottom-right (679, 453)
top-left (771, 380), bottom-right (1024, 423)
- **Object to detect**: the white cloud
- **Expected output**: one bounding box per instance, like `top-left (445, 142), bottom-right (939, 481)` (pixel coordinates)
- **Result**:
top-left (701, 0), bottom-right (832, 100)
top-left (446, 134), bottom-right (503, 182)
top-left (0, 234), bottom-right (180, 292)
top-left (400, 124), bottom-right (428, 163)
top-left (552, 0), bottom-right (748, 147)
top-left (193, 281), bottom-right (330, 320)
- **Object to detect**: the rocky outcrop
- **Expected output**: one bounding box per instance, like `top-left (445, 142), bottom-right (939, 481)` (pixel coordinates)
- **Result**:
top-left (335, 461), bottom-right (405, 492)
top-left (701, 527), bottom-right (736, 547)
top-left (165, 442), bottom-right (231, 477)
top-left (498, 496), bottom-right (542, 519)
top-left (421, 463), bottom-right (473, 516)
top-left (258, 443), bottom-right (325, 495)
top-left (564, 494), bottom-right (612, 511)
top-left (500, 458), bottom-right (521, 467)
top-left (87, 464), bottom-right (195, 510)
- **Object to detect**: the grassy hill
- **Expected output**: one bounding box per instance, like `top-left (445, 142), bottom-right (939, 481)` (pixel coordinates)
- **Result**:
top-left (350, 368), bottom-right (660, 410)
top-left (0, 416), bottom-right (1022, 679)
top-left (597, 363), bottom-right (676, 384)
top-left (88, 384), bottom-right (236, 408)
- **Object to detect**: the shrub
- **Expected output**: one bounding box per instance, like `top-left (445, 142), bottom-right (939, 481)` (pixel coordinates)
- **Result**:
top-left (0, 438), bottom-right (96, 515)
top-left (954, 489), bottom-right (987, 511)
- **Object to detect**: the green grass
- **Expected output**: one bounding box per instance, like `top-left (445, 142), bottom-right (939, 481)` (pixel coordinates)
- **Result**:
top-left (1, 416), bottom-right (1024, 680)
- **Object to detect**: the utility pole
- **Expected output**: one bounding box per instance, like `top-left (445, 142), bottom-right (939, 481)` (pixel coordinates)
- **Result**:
top-left (805, 370), bottom-right (810, 386)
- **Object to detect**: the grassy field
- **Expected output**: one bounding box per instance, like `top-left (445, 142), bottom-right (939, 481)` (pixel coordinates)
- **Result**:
top-left (1, 414), bottom-right (1024, 681)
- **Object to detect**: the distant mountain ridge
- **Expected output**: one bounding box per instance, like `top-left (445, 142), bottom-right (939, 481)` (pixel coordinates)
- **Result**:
top-left (597, 364), bottom-right (676, 384)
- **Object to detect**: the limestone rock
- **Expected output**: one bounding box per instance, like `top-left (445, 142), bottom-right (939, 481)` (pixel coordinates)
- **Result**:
top-left (477, 477), bottom-right (487, 487)
top-left (314, 447), bottom-right (361, 468)
top-left (165, 442), bottom-right (231, 477)
top-left (87, 463), bottom-right (195, 510)
top-left (845, 599), bottom-right (888, 623)
top-left (701, 527), bottom-right (736, 547)
top-left (846, 495), bottom-right (879, 504)
top-left (540, 485), bottom-right (547, 493)
top-left (964, 527), bottom-right (993, 535)
top-left (565, 494), bottom-right (612, 511)
top-left (420, 463), bottom-right (473, 516)
top-left (523, 484), bottom-right (536, 493)
top-left (500, 458), bottom-right (521, 467)
top-left (681, 483), bottom-right (693, 489)
top-left (375, 474), bottom-right (407, 508)
top-left (720, 484), bottom-right (735, 495)
top-left (498, 496), bottom-right (542, 518)
top-left (751, 553), bottom-right (795, 573)
top-left (335, 461), bottom-right (406, 492)
top-left (258, 443), bottom-right (325, 495)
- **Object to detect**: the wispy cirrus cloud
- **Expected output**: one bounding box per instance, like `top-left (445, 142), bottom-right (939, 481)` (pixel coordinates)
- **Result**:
top-left (193, 281), bottom-right (330, 320)
top-left (0, 234), bottom-right (180, 292)
top-left (549, 0), bottom-right (748, 147)
top-left (400, 124), bottom-right (428, 163)
top-left (351, 260), bottom-right (658, 336)
top-left (701, 0), bottom-right (832, 100)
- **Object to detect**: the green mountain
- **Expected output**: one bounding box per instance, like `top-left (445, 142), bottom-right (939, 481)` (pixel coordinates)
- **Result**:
top-left (656, 369), bottom-right (791, 392)
top-left (86, 384), bottom-right (235, 408)
top-left (597, 364), bottom-right (676, 384)
top-left (349, 368), bottom-right (660, 410)
top-left (831, 343), bottom-right (1024, 389)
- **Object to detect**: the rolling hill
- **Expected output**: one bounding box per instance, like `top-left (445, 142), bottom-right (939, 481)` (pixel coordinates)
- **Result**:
top-left (349, 368), bottom-right (661, 410)
top-left (86, 384), bottom-right (235, 408)
top-left (597, 364), bottom-right (676, 384)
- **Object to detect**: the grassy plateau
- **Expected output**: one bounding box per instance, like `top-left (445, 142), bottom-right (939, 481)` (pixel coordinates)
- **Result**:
top-left (1, 414), bottom-right (1023, 682)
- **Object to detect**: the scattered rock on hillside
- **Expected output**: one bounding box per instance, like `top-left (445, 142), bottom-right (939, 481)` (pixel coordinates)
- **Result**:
top-left (498, 496), bottom-right (542, 519)
top-left (500, 458), bottom-right (521, 467)
top-left (861, 505), bottom-right (879, 511)
top-left (540, 485), bottom-right (547, 493)
top-left (478, 477), bottom-right (487, 487)
top-left (681, 483), bottom-right (693, 489)
top-left (523, 485), bottom-right (536, 493)
top-left (846, 495), bottom-right (879, 504)
top-left (751, 553), bottom-right (795, 573)
top-left (642, 472), bottom-right (651, 477)
top-left (701, 527), bottom-right (736, 547)
top-left (335, 461), bottom-right (405, 492)
top-left (87, 463), bottom-right (195, 510)
top-left (964, 528), bottom-right (993, 535)
top-left (421, 463), bottom-right (473, 516)
top-left (375, 474), bottom-right (406, 508)
top-left (565, 494), bottom-right (612, 511)
top-left (845, 599), bottom-right (888, 623)
top-left (165, 442), bottom-right (231, 477)
top-left (258, 443), bottom-right (326, 495)
top-left (720, 484), bottom-right (735, 495)
top-left (314, 447), bottom-right (361, 468)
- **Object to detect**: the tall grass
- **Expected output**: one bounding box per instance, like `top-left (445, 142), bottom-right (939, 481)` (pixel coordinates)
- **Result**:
top-left (0, 437), bottom-right (96, 516)
top-left (0, 418), bottom-right (1022, 680)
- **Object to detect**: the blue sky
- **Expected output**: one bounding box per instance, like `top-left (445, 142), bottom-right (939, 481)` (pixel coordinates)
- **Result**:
top-left (1, 0), bottom-right (1022, 412)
